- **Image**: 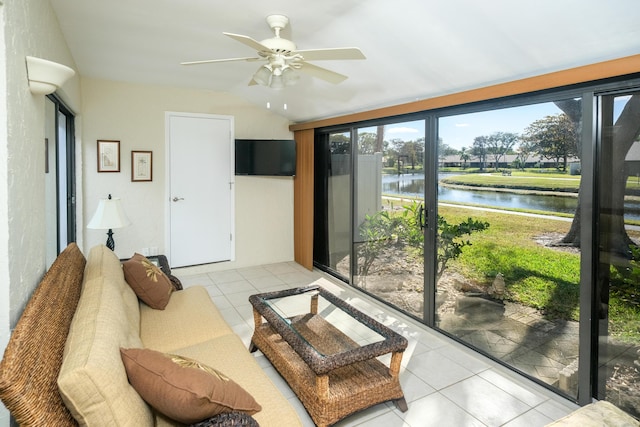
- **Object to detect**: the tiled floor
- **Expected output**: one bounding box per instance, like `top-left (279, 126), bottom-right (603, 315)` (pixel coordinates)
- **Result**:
top-left (175, 262), bottom-right (579, 426)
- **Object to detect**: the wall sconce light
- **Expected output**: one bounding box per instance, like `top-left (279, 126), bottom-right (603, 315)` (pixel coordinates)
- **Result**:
top-left (87, 194), bottom-right (131, 251)
top-left (25, 56), bottom-right (75, 95)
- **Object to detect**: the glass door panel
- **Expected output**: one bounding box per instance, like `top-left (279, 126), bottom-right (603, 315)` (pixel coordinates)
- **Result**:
top-left (328, 132), bottom-right (352, 278)
top-left (436, 100), bottom-right (582, 397)
top-left (314, 131), bottom-right (352, 280)
top-left (596, 91), bottom-right (640, 417)
top-left (352, 121), bottom-right (426, 319)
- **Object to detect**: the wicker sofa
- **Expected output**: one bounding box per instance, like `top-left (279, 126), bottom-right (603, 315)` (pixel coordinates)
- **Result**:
top-left (0, 243), bottom-right (302, 426)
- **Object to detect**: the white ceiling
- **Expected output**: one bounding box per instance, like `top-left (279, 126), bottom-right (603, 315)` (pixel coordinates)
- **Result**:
top-left (50, 0), bottom-right (640, 124)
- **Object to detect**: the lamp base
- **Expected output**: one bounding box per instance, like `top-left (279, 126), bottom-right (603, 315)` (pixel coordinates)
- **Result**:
top-left (106, 229), bottom-right (115, 251)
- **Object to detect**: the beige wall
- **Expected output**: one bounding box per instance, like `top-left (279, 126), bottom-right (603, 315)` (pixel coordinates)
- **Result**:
top-left (1, 0), bottom-right (81, 424)
top-left (81, 78), bottom-right (294, 269)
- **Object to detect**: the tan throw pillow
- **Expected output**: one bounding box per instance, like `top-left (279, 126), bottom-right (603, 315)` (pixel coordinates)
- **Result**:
top-left (122, 253), bottom-right (173, 309)
top-left (120, 348), bottom-right (261, 424)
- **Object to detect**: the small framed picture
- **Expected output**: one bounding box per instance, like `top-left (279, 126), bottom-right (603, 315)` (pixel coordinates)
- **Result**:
top-left (131, 150), bottom-right (152, 182)
top-left (97, 140), bottom-right (120, 172)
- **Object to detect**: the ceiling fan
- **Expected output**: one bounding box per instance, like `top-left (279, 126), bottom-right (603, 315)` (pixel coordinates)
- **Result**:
top-left (181, 14), bottom-right (366, 89)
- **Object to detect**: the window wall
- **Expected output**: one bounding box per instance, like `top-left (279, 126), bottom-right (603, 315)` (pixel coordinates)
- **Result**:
top-left (436, 100), bottom-right (582, 399)
top-left (312, 76), bottom-right (640, 415)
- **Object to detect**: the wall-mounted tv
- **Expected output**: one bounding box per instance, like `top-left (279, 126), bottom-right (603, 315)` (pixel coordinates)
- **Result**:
top-left (235, 139), bottom-right (296, 176)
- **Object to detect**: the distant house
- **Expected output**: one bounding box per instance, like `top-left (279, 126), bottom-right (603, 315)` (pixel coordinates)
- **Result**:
top-left (440, 154), bottom-right (581, 169)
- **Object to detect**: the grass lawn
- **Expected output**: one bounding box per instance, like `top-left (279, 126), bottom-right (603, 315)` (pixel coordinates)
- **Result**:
top-left (441, 170), bottom-right (640, 192)
top-left (381, 190), bottom-right (640, 340)
top-left (441, 172), bottom-right (581, 192)
top-left (437, 205), bottom-right (581, 321)
top-left (435, 204), bottom-right (640, 341)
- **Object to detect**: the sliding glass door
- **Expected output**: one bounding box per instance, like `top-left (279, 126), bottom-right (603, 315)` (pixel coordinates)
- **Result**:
top-left (595, 90), bottom-right (640, 417)
top-left (314, 121), bottom-right (429, 318)
top-left (351, 121), bottom-right (427, 319)
top-left (435, 99), bottom-right (582, 398)
top-left (45, 95), bottom-right (76, 268)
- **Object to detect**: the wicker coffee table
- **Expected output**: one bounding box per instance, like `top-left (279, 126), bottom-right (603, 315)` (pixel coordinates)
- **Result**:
top-left (248, 285), bottom-right (408, 427)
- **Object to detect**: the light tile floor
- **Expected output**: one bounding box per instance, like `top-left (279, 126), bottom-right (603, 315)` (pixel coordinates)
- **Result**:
top-left (175, 261), bottom-right (579, 426)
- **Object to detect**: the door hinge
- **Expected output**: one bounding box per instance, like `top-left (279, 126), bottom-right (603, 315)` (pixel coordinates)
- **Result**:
top-left (230, 233), bottom-right (233, 241)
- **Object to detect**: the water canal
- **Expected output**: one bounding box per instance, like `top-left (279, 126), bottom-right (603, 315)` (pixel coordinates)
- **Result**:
top-left (381, 173), bottom-right (640, 219)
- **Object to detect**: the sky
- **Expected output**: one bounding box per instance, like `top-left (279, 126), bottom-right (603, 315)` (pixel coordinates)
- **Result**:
top-left (360, 95), bottom-right (634, 151)
top-left (380, 102), bottom-right (564, 150)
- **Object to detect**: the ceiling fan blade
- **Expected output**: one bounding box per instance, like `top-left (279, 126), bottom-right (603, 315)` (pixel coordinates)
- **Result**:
top-left (297, 62), bottom-right (348, 84)
top-left (181, 57), bottom-right (261, 65)
top-left (223, 32), bottom-right (272, 54)
top-left (295, 47), bottom-right (366, 61)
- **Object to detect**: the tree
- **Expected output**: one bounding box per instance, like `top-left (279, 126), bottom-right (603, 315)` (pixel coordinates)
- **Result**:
top-left (439, 141), bottom-right (458, 157)
top-left (471, 136), bottom-right (489, 170)
top-left (515, 139), bottom-right (537, 170)
top-left (486, 132), bottom-right (519, 170)
top-left (460, 146), bottom-right (471, 169)
top-left (555, 95), bottom-right (640, 253)
top-left (522, 114), bottom-right (577, 171)
top-left (329, 133), bottom-right (350, 154)
top-left (390, 138), bottom-right (424, 171)
top-left (357, 131), bottom-right (380, 154)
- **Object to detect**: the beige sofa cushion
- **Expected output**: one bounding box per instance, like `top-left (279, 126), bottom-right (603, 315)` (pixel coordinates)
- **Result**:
top-left (139, 286), bottom-right (234, 353)
top-left (156, 334), bottom-right (303, 427)
top-left (58, 245), bottom-right (153, 426)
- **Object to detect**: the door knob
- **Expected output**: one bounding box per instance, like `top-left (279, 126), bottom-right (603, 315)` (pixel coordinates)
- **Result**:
top-left (172, 197), bottom-right (184, 202)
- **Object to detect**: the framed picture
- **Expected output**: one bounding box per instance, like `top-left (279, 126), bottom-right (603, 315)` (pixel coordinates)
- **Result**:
top-left (131, 150), bottom-right (153, 182)
top-left (97, 140), bottom-right (120, 172)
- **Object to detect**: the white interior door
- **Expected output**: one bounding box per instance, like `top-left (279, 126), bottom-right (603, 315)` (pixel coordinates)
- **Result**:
top-left (166, 112), bottom-right (234, 267)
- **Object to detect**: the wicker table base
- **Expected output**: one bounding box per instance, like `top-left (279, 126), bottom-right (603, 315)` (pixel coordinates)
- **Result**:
top-left (249, 287), bottom-right (407, 427)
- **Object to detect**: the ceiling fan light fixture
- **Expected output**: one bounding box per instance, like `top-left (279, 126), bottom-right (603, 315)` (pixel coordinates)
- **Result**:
top-left (281, 67), bottom-right (299, 86)
top-left (253, 65), bottom-right (272, 86)
top-left (270, 74), bottom-right (285, 90)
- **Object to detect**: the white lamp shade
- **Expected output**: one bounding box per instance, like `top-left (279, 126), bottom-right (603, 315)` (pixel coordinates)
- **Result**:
top-left (253, 65), bottom-right (272, 86)
top-left (270, 74), bottom-right (284, 89)
top-left (87, 197), bottom-right (131, 230)
top-left (26, 56), bottom-right (75, 95)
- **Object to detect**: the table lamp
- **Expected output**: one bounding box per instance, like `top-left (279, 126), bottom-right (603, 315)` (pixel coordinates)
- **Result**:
top-left (87, 194), bottom-right (131, 250)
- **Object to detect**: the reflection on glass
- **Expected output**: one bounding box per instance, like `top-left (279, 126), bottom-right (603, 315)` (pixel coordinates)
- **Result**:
top-left (352, 121), bottom-right (426, 319)
top-left (597, 92), bottom-right (640, 417)
top-left (327, 132), bottom-right (351, 278)
top-left (436, 100), bottom-right (582, 399)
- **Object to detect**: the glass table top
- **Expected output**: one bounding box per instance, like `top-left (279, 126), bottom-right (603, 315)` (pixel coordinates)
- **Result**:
top-left (255, 286), bottom-right (387, 357)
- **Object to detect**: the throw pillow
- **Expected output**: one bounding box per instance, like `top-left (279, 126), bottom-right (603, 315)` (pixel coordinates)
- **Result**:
top-left (120, 348), bottom-right (262, 424)
top-left (122, 253), bottom-right (173, 309)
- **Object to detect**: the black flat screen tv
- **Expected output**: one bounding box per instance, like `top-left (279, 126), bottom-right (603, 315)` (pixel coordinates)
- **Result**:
top-left (235, 139), bottom-right (296, 176)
